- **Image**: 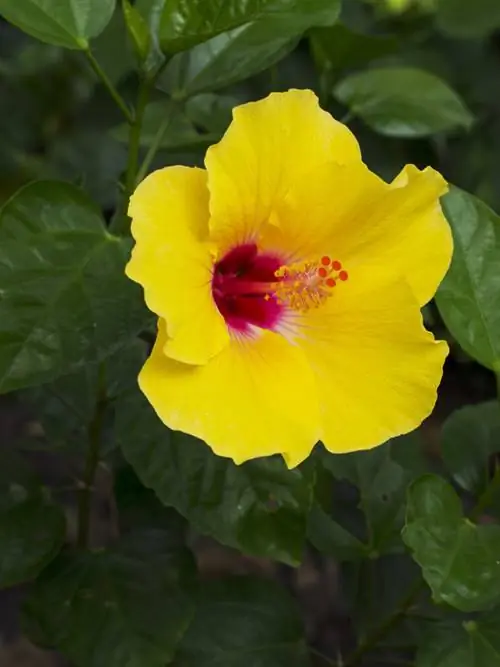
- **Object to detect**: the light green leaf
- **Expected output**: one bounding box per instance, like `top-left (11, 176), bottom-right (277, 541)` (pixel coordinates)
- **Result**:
top-left (0, 0), bottom-right (116, 49)
top-left (176, 577), bottom-right (309, 667)
top-left (123, 0), bottom-right (151, 63)
top-left (417, 611), bottom-right (500, 667)
top-left (334, 67), bottom-right (474, 137)
top-left (435, 188), bottom-right (500, 372)
top-left (441, 402), bottom-right (500, 496)
top-left (160, 0), bottom-right (341, 53)
top-left (0, 452), bottom-right (65, 588)
top-left (23, 530), bottom-right (196, 667)
top-left (436, 0), bottom-right (500, 39)
top-left (117, 364), bottom-right (314, 565)
top-left (403, 475), bottom-right (500, 612)
top-left (0, 181), bottom-right (147, 393)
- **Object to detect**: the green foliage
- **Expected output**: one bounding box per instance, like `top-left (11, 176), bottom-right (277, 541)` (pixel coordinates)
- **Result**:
top-left (403, 475), bottom-right (500, 612)
top-left (0, 0), bottom-right (116, 49)
top-left (0, 181), bottom-right (147, 393)
top-left (0, 0), bottom-right (499, 666)
top-left (436, 188), bottom-right (500, 372)
top-left (23, 530), bottom-right (197, 667)
top-left (334, 67), bottom-right (474, 137)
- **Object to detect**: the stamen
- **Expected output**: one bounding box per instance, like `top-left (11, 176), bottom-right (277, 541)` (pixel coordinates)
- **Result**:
top-left (270, 256), bottom-right (348, 313)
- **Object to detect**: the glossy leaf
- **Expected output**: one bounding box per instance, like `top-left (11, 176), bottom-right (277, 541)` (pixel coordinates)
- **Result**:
top-left (116, 362), bottom-right (314, 565)
top-left (436, 0), bottom-right (500, 39)
top-left (159, 0), bottom-right (343, 96)
top-left (334, 67), bottom-right (474, 138)
top-left (123, 0), bottom-right (151, 63)
top-left (135, 0), bottom-right (167, 72)
top-left (0, 0), bottom-right (116, 49)
top-left (176, 576), bottom-right (309, 667)
top-left (160, 0), bottom-right (341, 53)
top-left (322, 434), bottom-right (427, 554)
top-left (441, 402), bottom-right (500, 495)
top-left (23, 530), bottom-right (196, 667)
top-left (417, 611), bottom-right (500, 667)
top-left (403, 475), bottom-right (500, 612)
top-left (0, 452), bottom-right (65, 588)
top-left (436, 188), bottom-right (500, 372)
top-left (0, 181), bottom-right (147, 393)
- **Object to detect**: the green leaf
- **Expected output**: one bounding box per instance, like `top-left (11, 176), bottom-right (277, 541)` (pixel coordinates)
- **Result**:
top-left (0, 181), bottom-right (147, 393)
top-left (334, 67), bottom-right (474, 138)
top-left (123, 0), bottom-right (151, 63)
top-left (0, 452), bottom-right (65, 588)
top-left (435, 188), bottom-right (500, 372)
top-left (0, 0), bottom-right (116, 49)
top-left (159, 0), bottom-right (342, 96)
top-left (113, 101), bottom-right (218, 150)
top-left (176, 576), bottom-right (309, 667)
top-left (310, 24), bottom-right (398, 74)
top-left (160, 0), bottom-right (341, 53)
top-left (185, 93), bottom-right (239, 133)
top-left (322, 434), bottom-right (427, 554)
top-left (436, 0), bottom-right (500, 39)
top-left (307, 502), bottom-right (365, 561)
top-left (117, 368), bottom-right (314, 565)
top-left (91, 8), bottom-right (136, 85)
top-left (417, 611), bottom-right (500, 667)
top-left (23, 529), bottom-right (196, 667)
top-left (403, 475), bottom-right (500, 612)
top-left (135, 0), bottom-right (167, 72)
top-left (441, 402), bottom-right (500, 496)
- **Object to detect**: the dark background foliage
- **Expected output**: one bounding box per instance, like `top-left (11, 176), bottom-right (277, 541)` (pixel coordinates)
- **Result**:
top-left (0, 1), bottom-right (500, 666)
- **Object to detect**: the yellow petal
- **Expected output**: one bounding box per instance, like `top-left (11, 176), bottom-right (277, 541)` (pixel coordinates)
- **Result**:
top-left (140, 320), bottom-right (321, 465)
top-left (127, 166), bottom-right (229, 365)
top-left (205, 89), bottom-right (361, 250)
top-left (268, 161), bottom-right (451, 306)
top-left (296, 268), bottom-right (448, 453)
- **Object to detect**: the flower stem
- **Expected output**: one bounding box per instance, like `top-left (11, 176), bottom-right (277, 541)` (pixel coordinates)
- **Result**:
top-left (136, 100), bottom-right (178, 184)
top-left (111, 77), bottom-right (151, 235)
top-left (84, 49), bottom-right (133, 124)
top-left (77, 364), bottom-right (107, 549)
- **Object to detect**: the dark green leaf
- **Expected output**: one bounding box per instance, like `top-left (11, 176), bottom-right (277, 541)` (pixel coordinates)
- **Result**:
top-left (403, 475), bottom-right (500, 612)
top-left (135, 0), bottom-right (167, 72)
top-left (441, 402), bottom-right (500, 496)
top-left (91, 8), bottom-right (136, 85)
top-left (113, 100), bottom-right (218, 150)
top-left (0, 181), bottom-right (147, 393)
top-left (417, 610), bottom-right (500, 666)
top-left (23, 530), bottom-right (196, 667)
top-left (435, 188), bottom-right (500, 372)
top-left (307, 502), bottom-right (365, 561)
top-left (0, 452), bottom-right (65, 588)
top-left (436, 0), bottom-right (500, 39)
top-left (334, 67), bottom-right (474, 137)
top-left (0, 0), bottom-right (116, 49)
top-left (322, 434), bottom-right (427, 554)
top-left (176, 576), bottom-right (309, 667)
top-left (185, 93), bottom-right (239, 133)
top-left (117, 373), bottom-right (314, 565)
top-left (310, 24), bottom-right (398, 74)
top-left (123, 0), bottom-right (151, 63)
top-left (160, 0), bottom-right (341, 53)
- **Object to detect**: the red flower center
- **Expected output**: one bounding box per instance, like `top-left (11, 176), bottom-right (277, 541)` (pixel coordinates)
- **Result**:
top-left (212, 243), bottom-right (349, 334)
top-left (212, 244), bottom-right (283, 333)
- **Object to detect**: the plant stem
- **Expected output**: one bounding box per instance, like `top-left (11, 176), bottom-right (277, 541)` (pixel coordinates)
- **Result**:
top-left (111, 77), bottom-right (151, 235)
top-left (77, 364), bottom-right (107, 549)
top-left (136, 100), bottom-right (178, 184)
top-left (309, 646), bottom-right (339, 666)
top-left (84, 49), bottom-right (133, 124)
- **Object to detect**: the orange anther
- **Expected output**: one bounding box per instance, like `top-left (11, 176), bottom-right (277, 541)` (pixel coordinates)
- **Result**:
top-left (332, 260), bottom-right (342, 271)
top-left (339, 270), bottom-right (348, 281)
top-left (321, 256), bottom-right (331, 266)
top-left (326, 278), bottom-right (336, 288)
top-left (318, 267), bottom-right (328, 278)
